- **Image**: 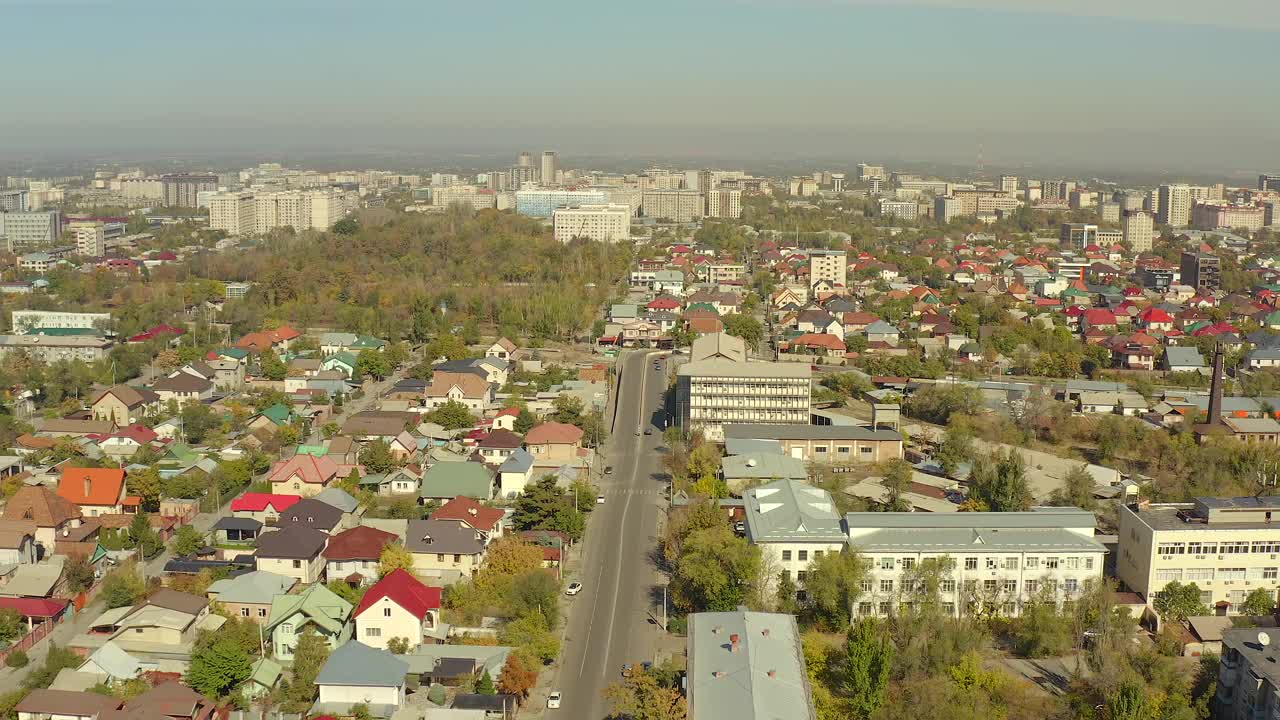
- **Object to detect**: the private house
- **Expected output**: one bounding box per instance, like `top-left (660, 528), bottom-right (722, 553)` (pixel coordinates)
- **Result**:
top-left (255, 526), bottom-right (329, 584)
top-left (405, 519), bottom-right (487, 583)
top-left (150, 369), bottom-right (214, 406)
top-left (721, 424), bottom-right (903, 464)
top-left (389, 431), bottom-right (418, 461)
top-left (1246, 347), bottom-right (1280, 370)
top-left (434, 357), bottom-right (509, 386)
top-left (89, 589), bottom-right (224, 657)
top-left (353, 568), bottom-right (444, 650)
top-left (476, 429), bottom-right (523, 464)
top-left (231, 493), bottom-right (302, 525)
top-left (269, 454), bottom-right (340, 497)
top-left (401, 644), bottom-right (514, 689)
top-left (742, 480), bottom-right (849, 599)
top-left (206, 570), bottom-right (297, 624)
top-left (419, 463), bottom-right (494, 503)
top-left (429, 496), bottom-right (505, 543)
top-left (243, 657), bottom-right (284, 701)
top-left (324, 525), bottom-right (400, 585)
top-left (2, 486), bottom-right (81, 552)
top-left (313, 641), bottom-right (409, 719)
top-left (497, 448), bottom-right (535, 497)
top-left (1164, 346), bottom-right (1206, 373)
top-left (278, 498), bottom-right (344, 534)
top-left (57, 468), bottom-right (128, 517)
top-left (1222, 416), bottom-right (1280, 444)
top-left (246, 404), bottom-right (293, 434)
top-left (0, 520), bottom-right (37, 565)
top-left (265, 583), bottom-right (353, 660)
top-left (864, 320), bottom-right (900, 346)
top-left (212, 517), bottom-right (263, 545)
top-left (89, 385), bottom-right (160, 426)
top-left (685, 611), bottom-right (817, 720)
top-left (93, 424), bottom-right (161, 460)
top-left (15, 690), bottom-right (122, 720)
top-left (77, 640), bottom-right (158, 682)
top-left (359, 468), bottom-right (422, 497)
top-left (524, 422), bottom-right (584, 462)
top-left (485, 337), bottom-right (518, 361)
top-left (322, 352), bottom-right (358, 379)
top-left (341, 411), bottom-right (419, 442)
top-left (423, 371), bottom-right (493, 412)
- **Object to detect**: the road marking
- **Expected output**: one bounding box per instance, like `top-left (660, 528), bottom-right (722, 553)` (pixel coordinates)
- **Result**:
top-left (577, 558), bottom-right (608, 679)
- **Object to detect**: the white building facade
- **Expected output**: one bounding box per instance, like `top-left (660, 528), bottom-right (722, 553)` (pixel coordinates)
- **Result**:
top-left (552, 204), bottom-right (632, 242)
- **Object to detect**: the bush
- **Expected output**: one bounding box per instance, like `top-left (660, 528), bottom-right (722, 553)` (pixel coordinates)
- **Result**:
top-left (5, 651), bottom-right (28, 668)
top-left (426, 684), bottom-right (447, 706)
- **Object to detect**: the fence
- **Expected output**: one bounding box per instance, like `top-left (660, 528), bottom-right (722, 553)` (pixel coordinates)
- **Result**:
top-left (0, 613), bottom-right (62, 665)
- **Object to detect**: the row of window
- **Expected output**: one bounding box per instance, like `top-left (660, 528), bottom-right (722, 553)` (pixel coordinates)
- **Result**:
top-left (858, 577), bottom-right (1082, 595)
top-left (780, 549), bottom-right (828, 563)
top-left (874, 555), bottom-right (1096, 571)
top-left (1154, 567), bottom-right (1277, 583)
top-left (1157, 541), bottom-right (1280, 556)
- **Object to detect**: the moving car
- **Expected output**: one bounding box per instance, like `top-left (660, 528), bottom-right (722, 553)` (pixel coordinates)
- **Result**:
top-left (566, 582), bottom-right (583, 596)
top-left (596, 495), bottom-right (606, 504)
top-left (644, 427), bottom-right (653, 435)
top-left (621, 663), bottom-right (634, 677)
top-left (547, 691), bottom-right (562, 709)
top-left (604, 465), bottom-right (614, 475)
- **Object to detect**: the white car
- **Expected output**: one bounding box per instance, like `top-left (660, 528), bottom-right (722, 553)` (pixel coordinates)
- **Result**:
top-left (547, 691), bottom-right (562, 709)
top-left (566, 582), bottom-right (583, 596)
top-left (596, 495), bottom-right (606, 504)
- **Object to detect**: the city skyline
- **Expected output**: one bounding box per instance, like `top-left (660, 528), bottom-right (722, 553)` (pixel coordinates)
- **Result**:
top-left (2, 0), bottom-right (1277, 174)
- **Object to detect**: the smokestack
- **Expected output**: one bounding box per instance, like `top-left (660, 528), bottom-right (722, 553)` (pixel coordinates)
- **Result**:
top-left (1207, 343), bottom-right (1225, 426)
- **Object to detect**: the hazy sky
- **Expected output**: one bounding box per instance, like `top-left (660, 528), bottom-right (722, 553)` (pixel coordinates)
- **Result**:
top-left (2, 0), bottom-right (1277, 175)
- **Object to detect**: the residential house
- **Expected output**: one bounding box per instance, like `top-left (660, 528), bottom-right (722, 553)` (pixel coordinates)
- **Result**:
top-left (321, 352), bottom-right (358, 379)
top-left (278, 498), bottom-right (345, 534)
top-left (212, 517), bottom-right (263, 545)
top-left (123, 683), bottom-right (217, 720)
top-left (236, 326), bottom-right (301, 353)
top-left (353, 568), bottom-right (444, 650)
top-left (476, 429), bottom-right (522, 464)
top-left (405, 519), bottom-right (487, 583)
top-left (497, 448), bottom-right (535, 497)
top-left (429, 496), bottom-right (505, 544)
top-left (1247, 347), bottom-right (1280, 370)
top-left (435, 358), bottom-right (509, 387)
top-left (401, 644), bottom-right (514, 689)
top-left (1216, 627), bottom-right (1280, 720)
top-left (313, 487), bottom-right (363, 529)
top-left (2, 486), bottom-right (81, 552)
top-left (524, 422), bottom-right (584, 462)
top-left (1164, 346), bottom-right (1206, 373)
top-left (0, 520), bottom-right (37, 565)
top-left (246, 404), bottom-right (293, 434)
top-left (424, 372), bottom-right (493, 412)
top-left (1078, 391), bottom-right (1148, 416)
top-left (342, 411), bottom-right (419, 442)
top-left (359, 468), bottom-right (422, 497)
top-left (420, 463), bottom-right (494, 503)
top-left (686, 611), bottom-right (817, 720)
top-left (150, 369), bottom-right (214, 406)
top-left (93, 424), bottom-right (161, 460)
top-left (265, 582), bottom-right (353, 660)
top-left (231, 492), bottom-right (301, 525)
top-left (864, 320), bottom-right (900, 346)
top-left (206, 570), bottom-right (297, 624)
top-left (90, 589), bottom-right (223, 656)
top-left (269, 454), bottom-right (339, 497)
top-left (56, 468), bottom-right (128, 517)
top-left (313, 641), bottom-right (409, 719)
top-left (15, 690), bottom-right (122, 720)
top-left (324, 525), bottom-right (400, 585)
top-left (389, 431), bottom-right (418, 462)
top-left (255, 526), bottom-right (329, 584)
top-left (485, 337), bottom-right (517, 361)
top-left (1222, 417), bottom-right (1280, 444)
top-left (242, 658), bottom-right (284, 701)
top-left (89, 385), bottom-right (160, 426)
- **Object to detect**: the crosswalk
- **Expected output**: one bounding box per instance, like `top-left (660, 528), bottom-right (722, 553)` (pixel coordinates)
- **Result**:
top-left (599, 488), bottom-right (666, 497)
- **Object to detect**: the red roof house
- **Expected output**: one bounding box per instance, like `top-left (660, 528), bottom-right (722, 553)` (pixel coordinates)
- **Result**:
top-left (430, 496), bottom-right (505, 537)
top-left (353, 568), bottom-right (445, 648)
top-left (57, 468), bottom-right (127, 516)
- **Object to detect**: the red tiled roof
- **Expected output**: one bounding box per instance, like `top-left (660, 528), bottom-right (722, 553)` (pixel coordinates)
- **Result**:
top-left (323, 525), bottom-right (399, 561)
top-left (0, 596), bottom-right (69, 618)
top-left (430, 496), bottom-right (504, 532)
top-left (355, 568), bottom-right (442, 620)
top-left (790, 333), bottom-right (847, 351)
top-left (57, 468), bottom-right (125, 507)
top-left (525, 422), bottom-right (584, 445)
top-left (230, 492), bottom-right (302, 513)
top-left (268, 454), bottom-right (339, 485)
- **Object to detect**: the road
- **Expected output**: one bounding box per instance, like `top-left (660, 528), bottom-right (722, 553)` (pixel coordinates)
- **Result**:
top-left (553, 349), bottom-right (669, 719)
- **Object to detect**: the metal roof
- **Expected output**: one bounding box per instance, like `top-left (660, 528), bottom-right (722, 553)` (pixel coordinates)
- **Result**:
top-left (686, 611), bottom-right (816, 720)
top-left (744, 480), bottom-right (846, 543)
top-left (723, 424), bottom-right (901, 442)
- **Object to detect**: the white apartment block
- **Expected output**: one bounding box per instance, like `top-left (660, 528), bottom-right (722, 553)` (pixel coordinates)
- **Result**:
top-left (1122, 210), bottom-right (1155, 252)
top-left (999, 175), bottom-right (1019, 193)
top-left (808, 250), bottom-right (847, 290)
top-left (858, 164), bottom-right (886, 181)
top-left (1158, 184), bottom-right (1192, 227)
top-left (552, 204), bottom-right (631, 243)
top-left (67, 221), bottom-right (105, 257)
top-left (208, 191), bottom-right (256, 236)
top-left (1119, 498), bottom-right (1280, 614)
top-left (879, 199), bottom-right (919, 220)
top-left (432, 185), bottom-right (497, 211)
top-left (11, 309), bottom-right (112, 334)
top-left (641, 190), bottom-right (705, 222)
top-left (0, 210), bottom-right (61, 251)
top-left (253, 188), bottom-right (356, 233)
top-left (743, 480), bottom-right (849, 599)
top-left (706, 189), bottom-right (743, 219)
top-left (849, 509), bottom-right (1106, 618)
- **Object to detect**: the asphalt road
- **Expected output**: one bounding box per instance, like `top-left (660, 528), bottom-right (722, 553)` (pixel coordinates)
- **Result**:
top-left (553, 349), bottom-right (670, 719)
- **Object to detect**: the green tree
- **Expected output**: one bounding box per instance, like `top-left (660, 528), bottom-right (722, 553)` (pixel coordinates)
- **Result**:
top-left (513, 407), bottom-right (536, 434)
top-left (968, 448), bottom-right (1031, 512)
top-left (0, 609), bottom-right (23, 644)
top-left (722, 314), bottom-right (764, 350)
top-left (603, 670), bottom-right (688, 720)
top-left (1153, 580), bottom-right (1209, 622)
top-left (171, 525), bottom-right (204, 557)
top-left (281, 628), bottom-right (329, 711)
top-left (384, 342), bottom-right (410, 368)
top-left (550, 394), bottom-right (585, 426)
top-left (671, 524), bottom-right (761, 613)
top-left (903, 384), bottom-right (983, 424)
top-left (1047, 464), bottom-right (1098, 511)
top-left (426, 400), bottom-right (475, 430)
top-left (101, 568), bottom-right (144, 608)
top-left (1241, 588), bottom-right (1277, 616)
top-left (936, 422), bottom-right (975, 478)
top-left (475, 668), bottom-right (496, 695)
top-left (180, 402), bottom-right (218, 444)
top-left (332, 217), bottom-right (358, 235)
top-left (425, 334), bottom-right (470, 362)
top-left (775, 572), bottom-right (800, 615)
top-left (359, 439), bottom-right (397, 474)
top-left (879, 458), bottom-right (913, 511)
top-left (185, 634), bottom-right (252, 698)
top-left (1106, 680), bottom-right (1149, 720)
top-left (378, 543), bottom-right (414, 578)
top-left (508, 570), bottom-right (561, 626)
top-left (126, 466), bottom-right (163, 511)
top-left (1013, 590), bottom-right (1073, 657)
top-left (258, 349), bottom-right (287, 381)
top-left (499, 610), bottom-right (561, 664)
top-left (63, 556), bottom-right (96, 594)
top-left (842, 619), bottom-right (894, 720)
top-left (511, 475), bottom-right (584, 539)
top-left (356, 349), bottom-right (391, 380)
top-left (387, 637), bottom-right (410, 654)
top-left (804, 551), bottom-right (868, 629)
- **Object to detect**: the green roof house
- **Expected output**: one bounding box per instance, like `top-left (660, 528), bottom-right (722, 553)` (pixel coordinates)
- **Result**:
top-left (265, 583), bottom-right (353, 662)
top-left (420, 462), bottom-right (494, 502)
top-left (242, 657), bottom-right (283, 700)
top-left (322, 352), bottom-right (358, 378)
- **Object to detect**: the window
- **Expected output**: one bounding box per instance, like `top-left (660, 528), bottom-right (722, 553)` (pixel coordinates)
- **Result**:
top-left (814, 551), bottom-right (824, 559)
top-left (836, 446), bottom-right (851, 455)
top-left (814, 446), bottom-right (828, 454)
top-left (878, 602), bottom-right (891, 615)
top-left (1253, 541), bottom-right (1280, 554)
top-left (384, 608), bottom-right (392, 617)
top-left (453, 554), bottom-right (462, 563)
top-left (241, 608), bottom-right (250, 617)
top-left (782, 570), bottom-right (792, 581)
top-left (941, 580), bottom-right (956, 593)
top-left (879, 557), bottom-right (894, 570)
top-left (258, 608), bottom-right (268, 617)
top-left (1266, 568), bottom-right (1279, 580)
top-left (796, 590), bottom-right (808, 603)
top-left (861, 579), bottom-right (873, 593)
top-left (984, 580), bottom-right (997, 592)
top-left (1045, 558), bottom-right (1059, 569)
top-left (1066, 557), bottom-right (1080, 570)
top-left (965, 557), bottom-right (978, 570)
top-left (1085, 557), bottom-right (1094, 570)
top-left (880, 579), bottom-right (894, 592)
top-left (1002, 557), bottom-right (1018, 570)
top-left (859, 602), bottom-right (873, 616)
top-left (1220, 568), bottom-right (1247, 581)
top-left (1222, 542), bottom-right (1251, 555)
top-left (783, 550), bottom-right (793, 562)
top-left (902, 558), bottom-right (915, 570)
top-left (281, 624), bottom-right (294, 633)
top-left (365, 627), bottom-right (382, 637)
top-left (1157, 543), bottom-right (1186, 555)
top-left (1025, 557), bottom-right (1039, 569)
top-left (292, 560), bottom-right (301, 569)
top-left (797, 571), bottom-right (808, 582)
top-left (1200, 543), bottom-right (1218, 555)
top-left (860, 447), bottom-right (873, 456)
top-left (798, 550), bottom-right (808, 562)
top-left (942, 602), bottom-right (955, 615)
top-left (1025, 580), bottom-right (1038, 594)
top-left (1154, 569), bottom-right (1183, 583)
top-left (986, 558), bottom-right (998, 570)
top-left (1003, 580), bottom-right (1017, 593)
top-left (1064, 579), bottom-right (1078, 593)
top-left (1186, 568), bottom-right (1215, 581)
top-left (436, 553), bottom-right (445, 562)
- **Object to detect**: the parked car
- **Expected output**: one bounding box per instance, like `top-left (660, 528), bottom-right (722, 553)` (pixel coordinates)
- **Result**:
top-left (604, 465), bottom-right (614, 475)
top-left (566, 582), bottom-right (583, 596)
top-left (596, 495), bottom-right (606, 504)
top-left (644, 427), bottom-right (653, 435)
top-left (621, 663), bottom-right (634, 677)
top-left (547, 691), bottom-right (562, 709)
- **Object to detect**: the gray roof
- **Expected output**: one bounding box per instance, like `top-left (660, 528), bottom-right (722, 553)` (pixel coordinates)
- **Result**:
top-left (255, 526), bottom-right (328, 559)
top-left (722, 454), bottom-right (808, 481)
top-left (316, 641), bottom-right (409, 687)
top-left (677, 359), bottom-right (812, 379)
top-left (313, 487), bottom-right (359, 513)
top-left (1224, 417), bottom-right (1280, 434)
top-left (864, 320), bottom-right (899, 335)
top-left (723, 438), bottom-right (785, 456)
top-left (277, 498), bottom-right (344, 531)
top-left (1221, 628), bottom-right (1280, 687)
top-left (499, 448), bottom-right (534, 474)
top-left (404, 519), bottom-right (486, 555)
top-left (744, 480), bottom-right (846, 543)
top-left (686, 611), bottom-right (816, 720)
top-left (844, 507), bottom-right (1105, 553)
top-left (1249, 347), bottom-right (1280, 360)
top-left (207, 570), bottom-right (295, 604)
top-left (723, 424), bottom-right (901, 442)
top-left (1164, 346), bottom-right (1205, 367)
top-left (213, 517), bottom-right (262, 532)
top-left (401, 644), bottom-right (514, 679)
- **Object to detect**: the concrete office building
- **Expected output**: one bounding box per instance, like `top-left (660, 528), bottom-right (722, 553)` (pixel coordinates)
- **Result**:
top-left (1119, 498), bottom-right (1280, 613)
top-left (1192, 202), bottom-right (1266, 232)
top-left (0, 190), bottom-right (28, 211)
top-left (858, 164), bottom-right (886, 181)
top-left (1158, 184), bottom-right (1192, 227)
top-left (552, 204), bottom-right (631, 243)
top-left (706, 188), bottom-right (742, 219)
top-left (722, 425), bottom-right (903, 464)
top-left (998, 175), bottom-right (1019, 194)
top-left (1181, 251), bottom-right (1221, 292)
top-left (1260, 174), bottom-right (1280, 192)
top-left (879, 199), bottom-right (920, 220)
top-left (0, 335), bottom-right (114, 363)
top-left (67, 221), bottom-right (105, 257)
top-left (1060, 223), bottom-right (1098, 250)
top-left (674, 334), bottom-right (811, 442)
top-left (540, 151), bottom-right (558, 185)
top-left (935, 196), bottom-right (964, 223)
top-left (1042, 180), bottom-right (1076, 203)
top-left (641, 189), bottom-right (705, 222)
top-left (208, 191), bottom-right (257, 236)
top-left (514, 189), bottom-right (606, 218)
top-left (686, 610), bottom-right (817, 720)
top-left (589, 186), bottom-right (642, 215)
top-left (1122, 210), bottom-right (1155, 253)
top-left (11, 309), bottom-right (112, 334)
top-left (162, 174), bottom-right (218, 207)
top-left (849, 508), bottom-right (1106, 618)
top-left (0, 210), bottom-right (61, 251)
top-left (1098, 201), bottom-right (1121, 223)
top-left (743, 480), bottom-right (849, 599)
top-left (808, 249), bottom-right (847, 290)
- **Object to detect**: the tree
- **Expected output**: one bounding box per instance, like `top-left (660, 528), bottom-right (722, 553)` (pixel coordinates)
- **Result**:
top-left (356, 349), bottom-right (391, 380)
top-left (384, 342), bottom-right (410, 368)
top-left (1153, 580), bottom-right (1209, 623)
top-left (511, 475), bottom-right (584, 540)
top-left (879, 459), bottom-right (913, 511)
top-left (804, 552), bottom-right (869, 629)
top-left (479, 537), bottom-right (545, 582)
top-left (186, 635), bottom-right (252, 698)
top-left (936, 422), bottom-right (975, 478)
top-left (604, 670), bottom-right (688, 720)
top-left (1106, 681), bottom-right (1149, 720)
top-left (281, 628), bottom-right (329, 711)
top-left (101, 568), bottom-right (145, 608)
top-left (171, 525), bottom-right (204, 557)
top-left (550, 394), bottom-right (585, 426)
top-left (513, 407), bottom-right (536, 434)
top-left (499, 610), bottom-right (561, 664)
top-left (359, 439), bottom-right (397, 474)
top-left (722, 314), bottom-right (764, 350)
top-left (126, 466), bottom-right (162, 511)
top-left (671, 524), bottom-right (761, 613)
top-left (475, 668), bottom-right (496, 695)
top-left (180, 402), bottom-right (218, 444)
top-left (842, 619), bottom-right (894, 720)
top-left (387, 637), bottom-right (410, 654)
top-left (0, 609), bottom-right (23, 644)
top-left (508, 570), bottom-right (561, 626)
top-left (426, 400), bottom-right (475, 430)
top-left (378, 543), bottom-right (414, 578)
top-left (903, 384), bottom-right (983, 424)
top-left (128, 512), bottom-right (162, 558)
top-left (425, 334), bottom-right (471, 362)
top-left (1014, 590), bottom-right (1073, 657)
top-left (63, 556), bottom-right (96, 594)
top-left (496, 652), bottom-right (537, 697)
top-left (775, 572), bottom-right (800, 615)
top-left (1242, 588), bottom-right (1277, 616)
top-left (968, 449), bottom-right (1031, 512)
top-left (1047, 464), bottom-right (1098, 511)
top-left (258, 349), bottom-right (287, 381)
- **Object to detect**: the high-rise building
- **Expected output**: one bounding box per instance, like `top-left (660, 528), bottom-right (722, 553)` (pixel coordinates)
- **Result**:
top-left (867, 177), bottom-right (883, 195)
top-left (515, 189), bottom-right (607, 218)
top-left (517, 152), bottom-right (533, 169)
top-left (1191, 202), bottom-right (1266, 232)
top-left (808, 250), bottom-right (847, 290)
top-left (1217, 628), bottom-right (1280, 720)
top-left (1098, 202), bottom-right (1121, 223)
top-left (1259, 173), bottom-right (1280, 192)
top-left (998, 175), bottom-right (1019, 194)
top-left (1041, 180), bottom-right (1076, 203)
top-left (431, 186), bottom-right (498, 210)
top-left (67, 221), bottom-right (105, 257)
top-left (831, 173), bottom-right (846, 193)
top-left (1119, 192), bottom-right (1146, 212)
top-left (706, 189), bottom-right (742, 219)
top-left (675, 334), bottom-right (812, 442)
top-left (252, 188), bottom-right (356, 233)
top-left (540, 151), bottom-right (558, 185)
top-left (0, 210), bottom-right (61, 251)
top-left (1060, 223), bottom-right (1098, 250)
top-left (935, 196), bottom-right (963, 223)
top-left (552, 204), bottom-right (632, 243)
top-left (1181, 250), bottom-right (1221, 292)
top-left (1158, 184), bottom-right (1192, 227)
top-left (161, 174), bottom-right (218, 207)
top-left (857, 164), bottom-right (886, 181)
top-left (641, 190), bottom-right (705, 222)
top-left (0, 190), bottom-right (28, 212)
top-left (1069, 189), bottom-right (1096, 209)
top-left (879, 199), bottom-right (919, 220)
top-left (1122, 210), bottom-right (1155, 253)
top-left (208, 191), bottom-right (257, 236)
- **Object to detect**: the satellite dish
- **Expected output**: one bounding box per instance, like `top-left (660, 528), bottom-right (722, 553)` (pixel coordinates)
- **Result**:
top-left (1260, 631), bottom-right (1271, 647)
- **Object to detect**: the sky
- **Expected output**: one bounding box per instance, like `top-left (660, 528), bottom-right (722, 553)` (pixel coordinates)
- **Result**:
top-left (1, 0), bottom-right (1277, 177)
